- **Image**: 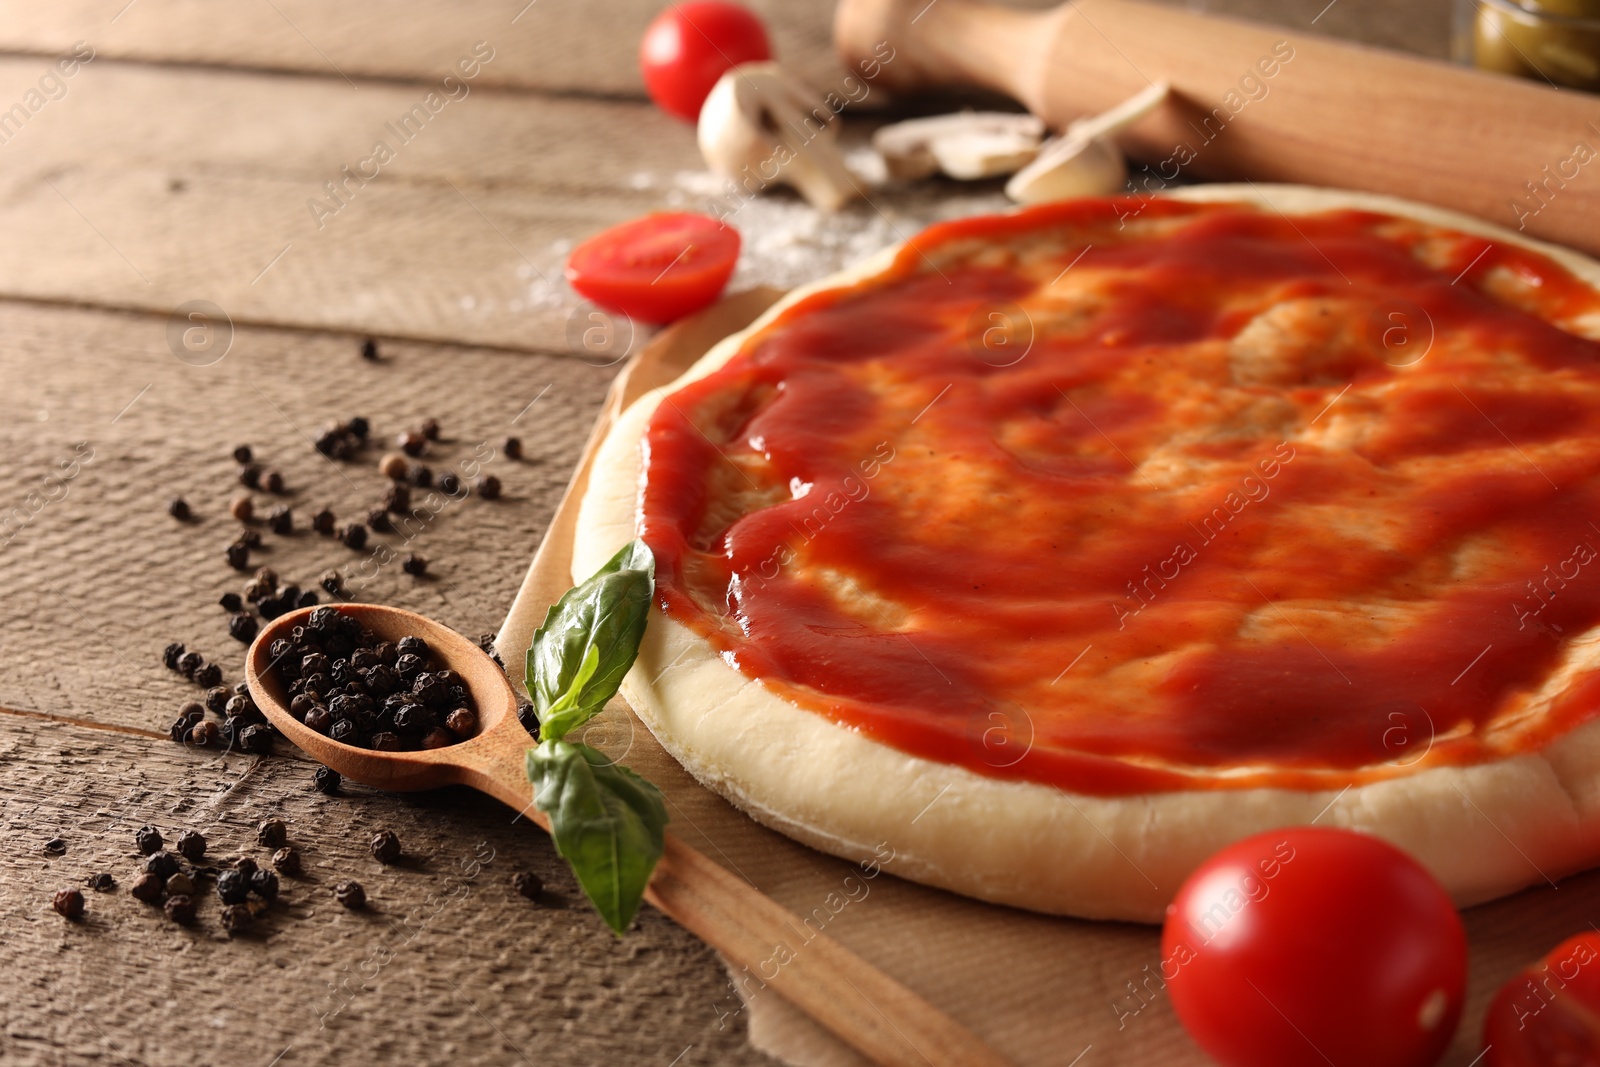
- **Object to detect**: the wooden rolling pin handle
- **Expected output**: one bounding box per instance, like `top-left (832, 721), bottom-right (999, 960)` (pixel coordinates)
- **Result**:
top-left (836, 0), bottom-right (1600, 258)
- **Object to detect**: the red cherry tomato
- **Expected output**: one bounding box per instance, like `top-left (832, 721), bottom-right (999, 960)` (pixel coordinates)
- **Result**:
top-left (1162, 827), bottom-right (1466, 1067)
top-left (1484, 932), bottom-right (1600, 1066)
top-left (639, 1), bottom-right (772, 122)
top-left (566, 213), bottom-right (740, 325)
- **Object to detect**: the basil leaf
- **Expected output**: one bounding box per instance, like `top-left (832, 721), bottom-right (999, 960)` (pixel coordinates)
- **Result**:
top-left (526, 539), bottom-right (655, 743)
top-left (527, 739), bottom-right (668, 934)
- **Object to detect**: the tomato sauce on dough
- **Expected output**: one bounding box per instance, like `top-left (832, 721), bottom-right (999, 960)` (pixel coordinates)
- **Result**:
top-left (638, 197), bottom-right (1600, 794)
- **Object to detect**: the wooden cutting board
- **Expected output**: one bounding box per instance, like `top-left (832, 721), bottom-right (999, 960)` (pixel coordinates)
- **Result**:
top-left (495, 287), bottom-right (1600, 1067)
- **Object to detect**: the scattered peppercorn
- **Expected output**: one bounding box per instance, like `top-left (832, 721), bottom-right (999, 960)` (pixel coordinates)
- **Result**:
top-left (130, 872), bottom-right (165, 904)
top-left (334, 880), bottom-right (366, 909)
top-left (339, 523), bottom-right (368, 550)
top-left (189, 720), bottom-right (221, 747)
top-left (370, 830), bottom-right (401, 865)
top-left (313, 766), bottom-right (341, 794)
top-left (219, 903), bottom-right (253, 932)
top-left (401, 553), bottom-right (428, 576)
top-left (165, 872), bottom-right (195, 897)
top-left (267, 505), bottom-right (293, 535)
top-left (164, 894), bottom-right (196, 924)
top-left (249, 869), bottom-right (280, 901)
top-left (379, 452), bottom-right (409, 480)
top-left (230, 495), bottom-right (254, 522)
top-left (144, 851), bottom-right (181, 880)
top-left (176, 652), bottom-right (204, 679)
top-left (397, 430), bottom-right (426, 457)
top-left (219, 591), bottom-right (243, 613)
top-left (44, 837), bottom-right (66, 856)
top-left (238, 464), bottom-right (262, 489)
top-left (228, 612), bottom-right (259, 643)
top-left (226, 541), bottom-right (251, 570)
top-left (366, 507), bottom-right (393, 533)
top-left (163, 642), bottom-right (186, 670)
top-left (263, 469), bottom-right (285, 494)
top-left (272, 846), bottom-right (302, 876)
top-left (475, 474), bottom-right (502, 500)
top-left (257, 819), bottom-right (287, 849)
top-left (239, 723), bottom-right (273, 754)
top-left (419, 417), bottom-right (440, 441)
top-left (408, 464), bottom-right (433, 488)
top-left (320, 570), bottom-right (344, 596)
top-left (361, 337), bottom-right (379, 361)
top-left (84, 872), bottom-right (115, 892)
top-left (503, 436), bottom-right (523, 460)
top-left (233, 444), bottom-right (253, 464)
top-left (135, 825), bottom-right (164, 855)
top-left (348, 416), bottom-right (370, 439)
top-left (205, 686), bottom-right (230, 714)
top-left (176, 829), bottom-right (207, 862)
top-left (511, 872), bottom-right (543, 900)
top-left (236, 856), bottom-right (259, 876)
top-left (216, 869), bottom-right (249, 905)
top-left (312, 507), bottom-right (336, 535)
top-left (237, 528), bottom-right (263, 549)
top-left (53, 888), bottom-right (84, 920)
top-left (168, 496), bottom-right (192, 521)
top-left (438, 472), bottom-right (462, 496)
top-left (194, 661), bottom-right (223, 689)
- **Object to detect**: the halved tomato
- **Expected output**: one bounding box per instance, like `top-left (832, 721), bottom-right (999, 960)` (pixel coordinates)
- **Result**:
top-left (1484, 931), bottom-right (1600, 1066)
top-left (566, 213), bottom-right (740, 324)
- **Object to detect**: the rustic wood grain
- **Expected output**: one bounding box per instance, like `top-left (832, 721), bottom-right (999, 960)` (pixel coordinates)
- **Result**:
top-left (0, 713), bottom-right (773, 1067)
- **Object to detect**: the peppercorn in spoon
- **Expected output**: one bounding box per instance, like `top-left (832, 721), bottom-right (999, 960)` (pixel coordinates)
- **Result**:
top-left (245, 602), bottom-right (1006, 1067)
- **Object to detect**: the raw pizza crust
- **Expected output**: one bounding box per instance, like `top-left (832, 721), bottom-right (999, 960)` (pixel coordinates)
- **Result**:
top-left (574, 184), bottom-right (1600, 922)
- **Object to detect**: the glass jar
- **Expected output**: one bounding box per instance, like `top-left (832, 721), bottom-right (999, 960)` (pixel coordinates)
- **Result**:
top-left (1453, 0), bottom-right (1600, 90)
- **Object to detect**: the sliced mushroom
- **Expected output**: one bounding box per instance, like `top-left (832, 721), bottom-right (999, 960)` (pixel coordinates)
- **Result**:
top-left (697, 62), bottom-right (860, 213)
top-left (872, 112), bottom-right (1046, 181)
top-left (1006, 82), bottom-right (1171, 205)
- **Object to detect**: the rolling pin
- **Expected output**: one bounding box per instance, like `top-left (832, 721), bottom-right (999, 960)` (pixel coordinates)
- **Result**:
top-left (835, 0), bottom-right (1600, 255)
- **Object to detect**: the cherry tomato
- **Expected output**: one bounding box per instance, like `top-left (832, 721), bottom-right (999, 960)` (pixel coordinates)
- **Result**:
top-left (1162, 827), bottom-right (1466, 1067)
top-left (566, 213), bottom-right (740, 324)
top-left (639, 1), bottom-right (772, 122)
top-left (1484, 932), bottom-right (1600, 1066)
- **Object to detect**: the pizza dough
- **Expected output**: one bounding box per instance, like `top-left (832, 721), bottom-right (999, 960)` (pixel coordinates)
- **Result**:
top-left (574, 184), bottom-right (1600, 922)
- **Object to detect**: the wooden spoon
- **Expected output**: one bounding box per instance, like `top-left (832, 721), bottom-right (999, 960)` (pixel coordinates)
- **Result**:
top-left (246, 603), bottom-right (1009, 1067)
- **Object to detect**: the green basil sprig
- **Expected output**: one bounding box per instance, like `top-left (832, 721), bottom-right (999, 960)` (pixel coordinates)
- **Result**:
top-left (524, 539), bottom-right (667, 934)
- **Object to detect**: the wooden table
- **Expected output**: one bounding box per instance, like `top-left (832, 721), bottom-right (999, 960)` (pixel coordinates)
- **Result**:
top-left (0, 2), bottom-right (1462, 1065)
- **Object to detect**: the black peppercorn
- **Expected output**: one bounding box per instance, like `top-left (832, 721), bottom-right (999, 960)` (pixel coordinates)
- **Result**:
top-left (304, 707), bottom-right (333, 734)
top-left (249, 869), bottom-right (280, 901)
top-left (408, 464), bottom-right (433, 488)
top-left (475, 474), bottom-right (502, 500)
top-left (130, 872), bottom-right (164, 904)
top-left (135, 825), bottom-right (164, 855)
top-left (230, 495), bottom-right (254, 522)
top-left (237, 527), bottom-right (263, 549)
top-left (370, 731), bottom-right (402, 751)
top-left (397, 430), bottom-right (426, 457)
top-left (168, 496), bottom-right (192, 521)
top-left (511, 872), bottom-right (543, 900)
top-left (224, 694), bottom-right (256, 721)
top-left (421, 727), bottom-right (454, 749)
top-left (360, 337), bottom-right (379, 360)
top-left (312, 507), bottom-right (336, 535)
top-left (339, 523), bottom-right (368, 550)
top-left (256, 819), bottom-right (287, 849)
top-left (164, 894), bottom-right (196, 924)
top-left (320, 570), bottom-right (344, 596)
top-left (219, 903), bottom-right (254, 932)
top-left (347, 416), bottom-right (370, 439)
top-left (401, 553), bottom-right (428, 576)
top-left (329, 718), bottom-right (360, 744)
top-left (267, 505), bottom-right (293, 534)
top-left (176, 652), bottom-right (204, 679)
top-left (370, 830), bottom-right (401, 865)
top-left (444, 708), bottom-right (477, 738)
top-left (53, 888), bottom-right (84, 919)
top-left (219, 591), bottom-right (243, 613)
top-left (383, 483), bottom-right (411, 513)
top-left (503, 436), bottom-right (523, 460)
top-left (216, 868), bottom-right (249, 905)
top-left (44, 836), bottom-right (66, 856)
top-left (236, 856), bottom-right (259, 876)
top-left (189, 720), bottom-right (221, 747)
top-left (204, 686), bottom-right (230, 715)
top-left (263, 469), bottom-right (285, 494)
top-left (272, 846), bottom-right (302, 876)
top-left (144, 851), bottom-right (181, 880)
top-left (85, 872), bottom-right (116, 892)
top-left (438, 472), bottom-right (462, 496)
top-left (226, 541), bottom-right (251, 570)
top-left (397, 635), bottom-right (427, 658)
top-left (228, 612), bottom-right (259, 643)
top-left (517, 702), bottom-right (540, 739)
top-left (366, 507), bottom-right (393, 533)
top-left (163, 642), bottom-right (186, 670)
top-left (233, 444), bottom-right (253, 464)
top-left (166, 872), bottom-right (195, 897)
top-left (194, 662), bottom-right (223, 688)
top-left (238, 464), bottom-right (262, 489)
top-left (333, 880), bottom-right (366, 909)
top-left (176, 829), bottom-right (206, 862)
top-left (297, 589), bottom-right (319, 608)
top-left (313, 765), bottom-right (341, 794)
top-left (239, 724), bottom-right (273, 754)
